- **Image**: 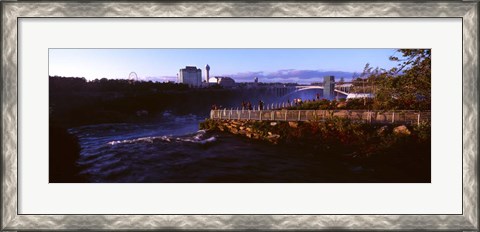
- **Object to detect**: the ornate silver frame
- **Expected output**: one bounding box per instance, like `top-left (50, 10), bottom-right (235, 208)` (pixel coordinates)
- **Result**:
top-left (1, 1), bottom-right (478, 231)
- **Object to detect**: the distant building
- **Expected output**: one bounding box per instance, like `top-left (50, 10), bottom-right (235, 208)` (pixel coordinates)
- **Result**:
top-left (323, 76), bottom-right (335, 99)
top-left (215, 76), bottom-right (236, 88)
top-left (178, 66), bottom-right (202, 87)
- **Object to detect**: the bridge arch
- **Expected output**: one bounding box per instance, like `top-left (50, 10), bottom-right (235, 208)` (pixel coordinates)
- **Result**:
top-left (280, 86), bottom-right (348, 100)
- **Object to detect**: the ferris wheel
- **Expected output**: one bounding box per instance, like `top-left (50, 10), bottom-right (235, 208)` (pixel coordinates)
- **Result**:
top-left (128, 72), bottom-right (138, 83)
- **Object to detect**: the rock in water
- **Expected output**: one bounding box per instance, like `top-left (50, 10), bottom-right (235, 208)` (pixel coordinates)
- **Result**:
top-left (377, 125), bottom-right (388, 135)
top-left (288, 121), bottom-right (298, 128)
top-left (393, 125), bottom-right (411, 136)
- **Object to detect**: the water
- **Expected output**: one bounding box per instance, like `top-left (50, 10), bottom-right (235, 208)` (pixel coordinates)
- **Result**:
top-left (69, 114), bottom-right (375, 183)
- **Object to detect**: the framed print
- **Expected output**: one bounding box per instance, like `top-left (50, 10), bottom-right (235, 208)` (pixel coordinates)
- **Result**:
top-left (1, 1), bottom-right (478, 231)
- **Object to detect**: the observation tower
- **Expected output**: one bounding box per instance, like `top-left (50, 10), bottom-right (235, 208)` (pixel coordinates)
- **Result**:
top-left (205, 64), bottom-right (210, 85)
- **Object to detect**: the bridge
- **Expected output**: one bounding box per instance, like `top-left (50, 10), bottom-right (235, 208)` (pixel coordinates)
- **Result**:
top-left (294, 84), bottom-right (352, 96)
top-left (244, 79), bottom-right (362, 108)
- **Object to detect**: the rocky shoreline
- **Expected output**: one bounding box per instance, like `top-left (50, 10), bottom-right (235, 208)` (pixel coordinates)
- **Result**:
top-left (200, 118), bottom-right (430, 159)
top-left (200, 118), bottom-right (431, 182)
top-left (201, 119), bottom-right (282, 143)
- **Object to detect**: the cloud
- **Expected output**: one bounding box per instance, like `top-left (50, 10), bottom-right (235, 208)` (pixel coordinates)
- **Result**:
top-left (143, 76), bottom-right (177, 82)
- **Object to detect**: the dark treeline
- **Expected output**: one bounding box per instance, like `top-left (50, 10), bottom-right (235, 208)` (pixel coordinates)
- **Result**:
top-left (49, 76), bottom-right (283, 128)
top-left (49, 76), bottom-right (190, 92)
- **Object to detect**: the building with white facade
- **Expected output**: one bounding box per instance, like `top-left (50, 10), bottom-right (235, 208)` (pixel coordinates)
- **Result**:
top-left (214, 76), bottom-right (236, 88)
top-left (346, 93), bottom-right (374, 100)
top-left (178, 66), bottom-right (202, 87)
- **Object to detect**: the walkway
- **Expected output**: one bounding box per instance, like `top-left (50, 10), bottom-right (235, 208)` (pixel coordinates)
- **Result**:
top-left (210, 109), bottom-right (430, 125)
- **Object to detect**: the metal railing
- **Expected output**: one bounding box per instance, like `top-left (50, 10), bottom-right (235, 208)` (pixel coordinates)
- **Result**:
top-left (210, 109), bottom-right (430, 125)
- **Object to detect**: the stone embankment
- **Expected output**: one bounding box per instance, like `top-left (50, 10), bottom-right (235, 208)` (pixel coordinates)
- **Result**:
top-left (200, 118), bottom-right (424, 150)
top-left (206, 119), bottom-right (282, 144)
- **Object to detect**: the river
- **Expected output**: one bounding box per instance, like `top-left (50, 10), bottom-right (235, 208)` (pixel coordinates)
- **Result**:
top-left (69, 113), bottom-right (378, 183)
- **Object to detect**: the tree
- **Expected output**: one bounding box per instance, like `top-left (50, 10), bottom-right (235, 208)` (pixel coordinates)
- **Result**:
top-left (389, 49), bottom-right (431, 110)
top-left (359, 49), bottom-right (431, 110)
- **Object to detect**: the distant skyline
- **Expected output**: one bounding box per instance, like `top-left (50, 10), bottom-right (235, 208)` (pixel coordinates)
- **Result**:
top-left (49, 48), bottom-right (399, 84)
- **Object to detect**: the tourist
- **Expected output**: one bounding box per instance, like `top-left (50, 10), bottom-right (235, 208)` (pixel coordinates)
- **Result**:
top-left (259, 100), bottom-right (264, 111)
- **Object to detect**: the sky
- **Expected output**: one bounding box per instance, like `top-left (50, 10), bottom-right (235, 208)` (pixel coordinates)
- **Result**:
top-left (49, 48), bottom-right (399, 84)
